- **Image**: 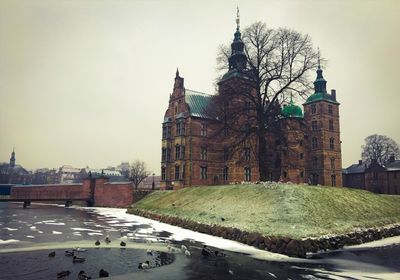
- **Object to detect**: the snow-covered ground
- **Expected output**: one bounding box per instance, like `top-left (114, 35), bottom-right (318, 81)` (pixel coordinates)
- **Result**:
top-left (89, 207), bottom-right (400, 280)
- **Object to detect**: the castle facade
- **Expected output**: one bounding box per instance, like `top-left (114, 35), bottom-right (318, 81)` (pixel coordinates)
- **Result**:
top-left (160, 23), bottom-right (342, 190)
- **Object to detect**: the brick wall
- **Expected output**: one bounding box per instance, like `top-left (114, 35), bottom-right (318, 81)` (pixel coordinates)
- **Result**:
top-left (93, 181), bottom-right (133, 207)
top-left (10, 184), bottom-right (88, 200)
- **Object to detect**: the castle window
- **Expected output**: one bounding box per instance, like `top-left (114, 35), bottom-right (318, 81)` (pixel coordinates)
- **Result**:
top-left (299, 153), bottom-right (304, 160)
top-left (166, 148), bottom-right (171, 162)
top-left (311, 104), bottom-right (316, 114)
top-left (182, 164), bottom-right (185, 179)
top-left (283, 171), bottom-right (287, 178)
top-left (328, 105), bottom-right (333, 115)
top-left (181, 146), bottom-right (185, 159)
top-left (244, 148), bottom-right (251, 161)
top-left (312, 137), bottom-right (318, 149)
top-left (175, 105), bottom-right (178, 114)
top-left (329, 138), bottom-right (335, 150)
top-left (161, 167), bottom-right (166, 181)
top-left (175, 165), bottom-right (180, 180)
top-left (223, 147), bottom-right (229, 161)
top-left (331, 158), bottom-right (335, 169)
top-left (168, 127), bottom-right (172, 138)
top-left (201, 147), bottom-right (208, 160)
top-left (244, 167), bottom-right (251, 181)
top-left (223, 166), bottom-right (229, 181)
top-left (300, 171), bottom-right (304, 178)
top-left (201, 123), bottom-right (207, 136)
top-left (329, 120), bottom-right (334, 131)
top-left (175, 145), bottom-right (181, 160)
top-left (162, 148), bottom-right (166, 162)
top-left (200, 166), bottom-right (208, 180)
top-left (331, 174), bottom-right (336, 186)
top-left (312, 120), bottom-right (318, 130)
top-left (162, 126), bottom-right (167, 139)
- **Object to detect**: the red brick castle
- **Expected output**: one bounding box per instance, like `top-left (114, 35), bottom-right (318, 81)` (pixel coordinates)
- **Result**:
top-left (160, 20), bottom-right (342, 190)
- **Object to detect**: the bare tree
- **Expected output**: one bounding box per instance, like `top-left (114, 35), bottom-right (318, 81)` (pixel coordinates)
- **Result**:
top-left (361, 134), bottom-right (400, 166)
top-left (213, 22), bottom-right (319, 181)
top-left (129, 160), bottom-right (150, 189)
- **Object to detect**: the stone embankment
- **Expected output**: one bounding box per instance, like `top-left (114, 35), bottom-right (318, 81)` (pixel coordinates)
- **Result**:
top-left (128, 208), bottom-right (400, 258)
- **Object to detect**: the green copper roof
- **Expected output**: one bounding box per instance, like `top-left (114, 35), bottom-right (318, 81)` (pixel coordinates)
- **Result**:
top-left (304, 92), bottom-right (339, 105)
top-left (281, 96), bottom-right (303, 118)
top-left (304, 66), bottom-right (339, 105)
top-left (185, 89), bottom-right (214, 119)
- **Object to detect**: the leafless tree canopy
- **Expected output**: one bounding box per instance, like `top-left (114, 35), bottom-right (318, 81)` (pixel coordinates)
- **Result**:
top-left (129, 160), bottom-right (150, 189)
top-left (214, 22), bottom-right (320, 181)
top-left (361, 134), bottom-right (400, 166)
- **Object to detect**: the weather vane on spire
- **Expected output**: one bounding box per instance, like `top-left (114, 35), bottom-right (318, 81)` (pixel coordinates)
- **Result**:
top-left (317, 47), bottom-right (321, 69)
top-left (236, 6), bottom-right (240, 31)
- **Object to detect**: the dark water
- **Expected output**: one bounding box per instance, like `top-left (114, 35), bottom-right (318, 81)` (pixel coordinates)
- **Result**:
top-left (0, 203), bottom-right (399, 280)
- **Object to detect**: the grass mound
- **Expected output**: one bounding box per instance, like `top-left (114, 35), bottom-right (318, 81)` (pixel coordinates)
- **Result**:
top-left (131, 184), bottom-right (400, 239)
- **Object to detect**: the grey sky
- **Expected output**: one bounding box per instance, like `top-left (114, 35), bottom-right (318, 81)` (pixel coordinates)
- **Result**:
top-left (1, 0), bottom-right (399, 174)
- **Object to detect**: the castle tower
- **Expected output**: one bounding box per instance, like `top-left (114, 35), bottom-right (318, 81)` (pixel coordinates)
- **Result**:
top-left (280, 95), bottom-right (308, 183)
top-left (303, 63), bottom-right (342, 186)
top-left (10, 147), bottom-right (16, 168)
top-left (217, 8), bottom-right (260, 183)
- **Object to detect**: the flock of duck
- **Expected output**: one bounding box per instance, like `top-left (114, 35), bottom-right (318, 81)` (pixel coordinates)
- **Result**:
top-left (49, 234), bottom-right (227, 279)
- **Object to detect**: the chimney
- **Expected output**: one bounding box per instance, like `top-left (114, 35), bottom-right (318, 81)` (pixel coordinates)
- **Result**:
top-left (331, 89), bottom-right (336, 101)
top-left (358, 160), bottom-right (362, 165)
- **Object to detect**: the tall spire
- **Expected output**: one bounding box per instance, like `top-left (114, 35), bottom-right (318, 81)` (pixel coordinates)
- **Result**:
top-left (236, 6), bottom-right (240, 31)
top-left (228, 7), bottom-right (247, 71)
top-left (10, 147), bottom-right (16, 168)
top-left (176, 67), bottom-right (179, 77)
top-left (313, 48), bottom-right (327, 93)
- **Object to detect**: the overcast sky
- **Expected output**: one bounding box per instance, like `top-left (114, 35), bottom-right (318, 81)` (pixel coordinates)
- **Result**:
top-left (1, 0), bottom-right (399, 174)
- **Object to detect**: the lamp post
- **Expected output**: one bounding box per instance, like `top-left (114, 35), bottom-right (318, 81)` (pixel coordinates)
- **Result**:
top-left (152, 173), bottom-right (155, 190)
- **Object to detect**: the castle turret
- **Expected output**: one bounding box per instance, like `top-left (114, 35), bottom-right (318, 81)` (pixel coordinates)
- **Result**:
top-left (303, 63), bottom-right (342, 186)
top-left (228, 7), bottom-right (247, 71)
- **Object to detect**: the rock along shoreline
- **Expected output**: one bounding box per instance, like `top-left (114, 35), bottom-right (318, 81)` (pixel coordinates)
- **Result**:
top-left (128, 208), bottom-right (400, 258)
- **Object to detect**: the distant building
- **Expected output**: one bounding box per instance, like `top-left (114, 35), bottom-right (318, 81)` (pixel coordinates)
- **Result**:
top-left (84, 168), bottom-right (127, 182)
top-left (343, 156), bottom-right (400, 194)
top-left (138, 175), bottom-right (161, 190)
top-left (58, 165), bottom-right (83, 183)
top-left (0, 149), bottom-right (31, 184)
top-left (32, 168), bottom-right (58, 184)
